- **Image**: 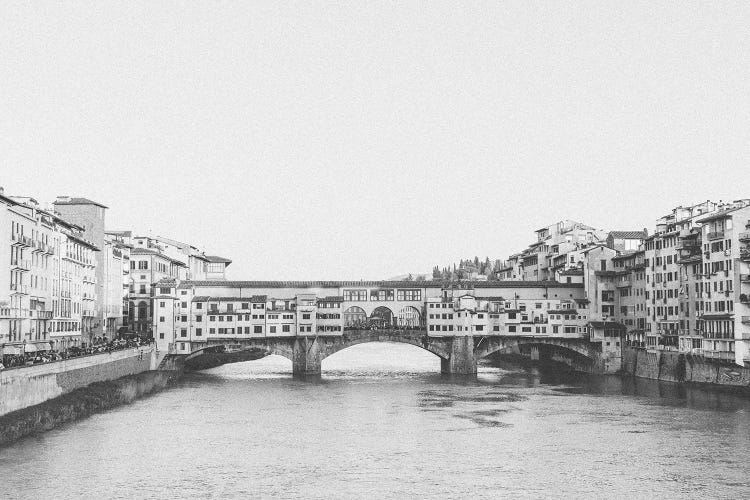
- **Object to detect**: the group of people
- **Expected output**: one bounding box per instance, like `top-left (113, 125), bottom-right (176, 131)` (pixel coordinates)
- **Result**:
top-left (0, 336), bottom-right (153, 370)
top-left (343, 320), bottom-right (423, 331)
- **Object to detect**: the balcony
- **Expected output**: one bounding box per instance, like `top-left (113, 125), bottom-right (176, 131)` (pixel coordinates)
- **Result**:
top-left (741, 248), bottom-right (750, 261)
top-left (740, 274), bottom-right (750, 282)
top-left (677, 240), bottom-right (700, 249)
top-left (11, 233), bottom-right (33, 247)
top-left (32, 310), bottom-right (54, 320)
top-left (616, 279), bottom-right (631, 288)
top-left (707, 231), bottom-right (725, 241)
top-left (741, 294), bottom-right (750, 304)
top-left (738, 232), bottom-right (750, 242)
top-left (11, 259), bottom-right (31, 272)
top-left (742, 316), bottom-right (750, 324)
top-left (10, 284), bottom-right (29, 295)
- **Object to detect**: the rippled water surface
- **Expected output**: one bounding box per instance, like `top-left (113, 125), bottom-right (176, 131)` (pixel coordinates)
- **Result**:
top-left (1, 343), bottom-right (750, 499)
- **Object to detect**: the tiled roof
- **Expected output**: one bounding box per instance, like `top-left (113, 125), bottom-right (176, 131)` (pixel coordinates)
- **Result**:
top-left (53, 197), bottom-right (108, 209)
top-left (696, 206), bottom-right (748, 224)
top-left (608, 231), bottom-right (647, 240)
top-left (66, 233), bottom-right (100, 251)
top-left (191, 295), bottom-right (267, 303)
top-left (131, 247), bottom-right (186, 266)
top-left (317, 296), bottom-right (344, 302)
top-left (559, 268), bottom-right (584, 276)
top-left (475, 296), bottom-right (505, 301)
top-left (204, 255), bottom-right (233, 264)
top-left (589, 321), bottom-right (626, 329)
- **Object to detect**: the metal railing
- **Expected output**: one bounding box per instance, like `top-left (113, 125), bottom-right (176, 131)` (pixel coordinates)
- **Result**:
top-left (707, 231), bottom-right (725, 240)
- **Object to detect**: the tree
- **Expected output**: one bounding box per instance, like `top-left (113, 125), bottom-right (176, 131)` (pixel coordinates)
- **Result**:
top-left (432, 266), bottom-right (441, 279)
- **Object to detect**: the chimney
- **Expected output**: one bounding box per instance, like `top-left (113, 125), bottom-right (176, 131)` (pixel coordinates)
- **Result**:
top-left (0, 186), bottom-right (4, 196)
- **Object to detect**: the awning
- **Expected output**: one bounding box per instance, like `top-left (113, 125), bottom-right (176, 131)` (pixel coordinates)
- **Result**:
top-left (24, 344), bottom-right (38, 352)
top-left (2, 345), bottom-right (22, 355)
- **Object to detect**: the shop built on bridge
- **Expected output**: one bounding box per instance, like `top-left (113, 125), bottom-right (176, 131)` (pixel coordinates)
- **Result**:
top-left (153, 280), bottom-right (624, 374)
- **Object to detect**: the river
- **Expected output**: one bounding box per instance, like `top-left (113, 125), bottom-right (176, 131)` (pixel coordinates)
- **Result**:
top-left (1, 343), bottom-right (749, 499)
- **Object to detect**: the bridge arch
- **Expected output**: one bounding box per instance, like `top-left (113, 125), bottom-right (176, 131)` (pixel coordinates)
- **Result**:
top-left (397, 306), bottom-right (422, 328)
top-left (320, 331), bottom-right (449, 362)
top-left (369, 306), bottom-right (395, 328)
top-left (343, 306), bottom-right (367, 328)
top-left (475, 337), bottom-right (600, 364)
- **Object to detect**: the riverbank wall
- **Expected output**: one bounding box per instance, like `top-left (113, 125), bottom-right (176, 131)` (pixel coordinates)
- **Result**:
top-left (0, 346), bottom-right (159, 417)
top-left (621, 347), bottom-right (750, 387)
top-left (0, 370), bottom-right (175, 447)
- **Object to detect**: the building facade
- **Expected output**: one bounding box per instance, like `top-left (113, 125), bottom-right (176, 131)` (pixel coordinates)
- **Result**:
top-left (0, 190), bottom-right (99, 354)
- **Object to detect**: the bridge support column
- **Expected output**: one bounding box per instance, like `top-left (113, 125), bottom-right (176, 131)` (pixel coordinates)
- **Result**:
top-left (292, 336), bottom-right (321, 376)
top-left (441, 335), bottom-right (477, 375)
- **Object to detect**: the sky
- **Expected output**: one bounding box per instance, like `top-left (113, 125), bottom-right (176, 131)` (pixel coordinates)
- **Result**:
top-left (1, 2), bottom-right (749, 280)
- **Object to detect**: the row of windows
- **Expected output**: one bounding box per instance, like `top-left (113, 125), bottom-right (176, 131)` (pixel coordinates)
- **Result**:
top-left (343, 289), bottom-right (422, 301)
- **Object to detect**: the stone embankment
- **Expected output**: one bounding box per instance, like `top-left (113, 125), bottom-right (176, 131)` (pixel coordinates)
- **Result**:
top-left (0, 346), bottom-right (159, 417)
top-left (621, 347), bottom-right (750, 388)
top-left (0, 370), bottom-right (176, 447)
top-left (0, 346), bottom-right (267, 447)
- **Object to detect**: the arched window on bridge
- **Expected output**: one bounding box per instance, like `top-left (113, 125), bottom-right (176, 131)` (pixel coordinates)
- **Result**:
top-left (343, 306), bottom-right (367, 329)
top-left (370, 306), bottom-right (394, 328)
top-left (397, 306), bottom-right (421, 329)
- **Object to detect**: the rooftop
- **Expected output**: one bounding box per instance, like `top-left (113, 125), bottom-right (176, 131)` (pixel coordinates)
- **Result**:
top-left (204, 255), bottom-right (233, 264)
top-left (192, 295), bottom-right (267, 303)
top-left (53, 197), bottom-right (108, 209)
top-left (608, 230), bottom-right (647, 240)
top-left (131, 247), bottom-right (186, 266)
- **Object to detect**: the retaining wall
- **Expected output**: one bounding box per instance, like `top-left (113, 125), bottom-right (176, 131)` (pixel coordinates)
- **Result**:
top-left (622, 347), bottom-right (750, 387)
top-left (0, 346), bottom-right (157, 417)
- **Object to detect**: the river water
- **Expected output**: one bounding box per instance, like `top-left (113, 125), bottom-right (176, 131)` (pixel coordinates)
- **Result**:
top-left (1, 343), bottom-right (749, 499)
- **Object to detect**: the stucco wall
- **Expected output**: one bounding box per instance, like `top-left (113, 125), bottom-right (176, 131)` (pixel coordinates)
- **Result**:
top-left (0, 346), bottom-right (156, 416)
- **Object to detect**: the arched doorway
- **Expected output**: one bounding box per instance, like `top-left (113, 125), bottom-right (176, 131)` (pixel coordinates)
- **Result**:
top-left (397, 306), bottom-right (421, 329)
top-left (370, 306), bottom-right (394, 329)
top-left (343, 306), bottom-right (367, 329)
top-left (138, 301), bottom-right (148, 320)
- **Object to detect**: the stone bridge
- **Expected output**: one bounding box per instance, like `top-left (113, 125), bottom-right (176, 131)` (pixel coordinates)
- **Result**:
top-left (180, 329), bottom-right (604, 376)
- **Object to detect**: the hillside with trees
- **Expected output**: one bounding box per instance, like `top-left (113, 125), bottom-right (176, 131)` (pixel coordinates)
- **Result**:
top-left (431, 256), bottom-right (504, 281)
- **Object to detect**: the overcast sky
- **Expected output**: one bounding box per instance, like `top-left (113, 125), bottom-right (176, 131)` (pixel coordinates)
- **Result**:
top-left (2, 2), bottom-right (748, 280)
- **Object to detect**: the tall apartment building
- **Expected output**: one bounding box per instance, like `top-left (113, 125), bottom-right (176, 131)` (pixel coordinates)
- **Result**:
top-left (611, 250), bottom-right (648, 347)
top-left (101, 234), bottom-right (130, 337)
top-left (695, 203), bottom-right (750, 365)
top-left (52, 197), bottom-right (107, 342)
top-left (0, 190), bottom-right (99, 353)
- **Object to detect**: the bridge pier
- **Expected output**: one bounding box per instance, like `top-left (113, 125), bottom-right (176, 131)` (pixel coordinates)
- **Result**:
top-left (292, 337), bottom-right (322, 376)
top-left (440, 335), bottom-right (477, 375)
